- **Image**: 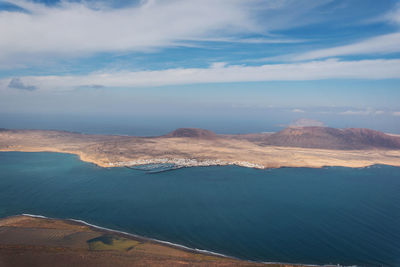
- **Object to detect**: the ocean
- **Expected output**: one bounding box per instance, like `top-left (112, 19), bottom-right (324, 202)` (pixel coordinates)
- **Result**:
top-left (0, 152), bottom-right (399, 266)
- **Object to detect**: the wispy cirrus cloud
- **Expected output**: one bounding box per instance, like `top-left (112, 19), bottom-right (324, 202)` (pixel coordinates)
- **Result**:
top-left (382, 2), bottom-right (400, 25)
top-left (340, 109), bottom-right (387, 116)
top-left (184, 37), bottom-right (307, 44)
top-left (290, 4), bottom-right (400, 61)
top-left (0, 0), bottom-right (259, 63)
top-left (293, 32), bottom-right (400, 61)
top-left (0, 0), bottom-right (333, 66)
top-left (340, 110), bottom-right (372, 115)
top-left (1, 58), bottom-right (400, 91)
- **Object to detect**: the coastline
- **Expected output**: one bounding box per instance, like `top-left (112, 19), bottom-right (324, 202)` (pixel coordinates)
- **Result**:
top-left (1, 129), bottom-right (400, 170)
top-left (21, 214), bottom-right (234, 259)
top-left (1, 148), bottom-right (400, 171)
top-left (2, 214), bottom-right (346, 267)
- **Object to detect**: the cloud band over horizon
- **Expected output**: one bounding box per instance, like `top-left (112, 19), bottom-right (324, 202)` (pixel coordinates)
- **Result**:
top-left (2, 58), bottom-right (400, 91)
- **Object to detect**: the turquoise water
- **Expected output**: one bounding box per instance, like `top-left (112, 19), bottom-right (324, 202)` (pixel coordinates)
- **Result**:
top-left (0, 152), bottom-right (399, 266)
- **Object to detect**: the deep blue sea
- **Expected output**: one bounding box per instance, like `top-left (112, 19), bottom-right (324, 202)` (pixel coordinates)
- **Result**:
top-left (0, 152), bottom-right (399, 266)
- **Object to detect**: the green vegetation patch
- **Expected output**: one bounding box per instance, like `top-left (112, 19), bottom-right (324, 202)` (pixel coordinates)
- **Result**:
top-left (87, 234), bottom-right (140, 251)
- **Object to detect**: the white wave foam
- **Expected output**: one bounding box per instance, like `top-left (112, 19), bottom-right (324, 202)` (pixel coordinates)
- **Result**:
top-left (21, 213), bottom-right (231, 259)
top-left (22, 213), bottom-right (48, 219)
top-left (19, 213), bottom-right (351, 266)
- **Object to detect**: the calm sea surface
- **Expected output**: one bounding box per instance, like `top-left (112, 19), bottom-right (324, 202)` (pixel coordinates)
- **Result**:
top-left (0, 152), bottom-right (399, 266)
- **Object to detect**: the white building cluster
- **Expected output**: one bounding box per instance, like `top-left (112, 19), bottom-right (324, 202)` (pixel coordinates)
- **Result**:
top-left (107, 158), bottom-right (264, 169)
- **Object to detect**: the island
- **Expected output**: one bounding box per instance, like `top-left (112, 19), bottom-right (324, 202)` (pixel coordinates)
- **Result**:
top-left (0, 126), bottom-right (400, 169)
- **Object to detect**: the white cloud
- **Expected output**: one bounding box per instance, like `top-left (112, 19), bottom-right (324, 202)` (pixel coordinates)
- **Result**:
top-left (294, 32), bottom-right (400, 61)
top-left (292, 109), bottom-right (305, 113)
top-left (291, 3), bottom-right (400, 61)
top-left (0, 0), bottom-right (332, 65)
top-left (2, 58), bottom-right (400, 91)
top-left (183, 37), bottom-right (307, 44)
top-left (384, 3), bottom-right (400, 25)
top-left (340, 108), bottom-right (386, 116)
top-left (340, 110), bottom-right (371, 115)
top-left (393, 111), bottom-right (400, 116)
top-left (0, 0), bottom-right (260, 62)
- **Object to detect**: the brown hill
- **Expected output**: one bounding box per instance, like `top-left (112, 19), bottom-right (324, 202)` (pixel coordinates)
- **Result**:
top-left (165, 128), bottom-right (217, 139)
top-left (259, 126), bottom-right (400, 150)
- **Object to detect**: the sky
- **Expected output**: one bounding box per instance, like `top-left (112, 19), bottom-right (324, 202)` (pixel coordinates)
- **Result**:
top-left (0, 0), bottom-right (400, 134)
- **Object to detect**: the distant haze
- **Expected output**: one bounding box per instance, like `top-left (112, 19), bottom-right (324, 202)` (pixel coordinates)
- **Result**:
top-left (1, 112), bottom-right (400, 136)
top-left (290, 118), bottom-right (325, 127)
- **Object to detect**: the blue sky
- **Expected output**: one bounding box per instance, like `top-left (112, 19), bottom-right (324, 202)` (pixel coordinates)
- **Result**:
top-left (0, 0), bottom-right (400, 133)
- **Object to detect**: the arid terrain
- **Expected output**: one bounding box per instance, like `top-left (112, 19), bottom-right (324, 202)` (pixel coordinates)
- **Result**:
top-left (1, 215), bottom-right (313, 267)
top-left (1, 126), bottom-right (400, 169)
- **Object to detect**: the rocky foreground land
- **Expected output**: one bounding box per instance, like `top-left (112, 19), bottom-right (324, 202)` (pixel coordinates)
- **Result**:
top-left (0, 215), bottom-right (340, 267)
top-left (0, 126), bottom-right (400, 169)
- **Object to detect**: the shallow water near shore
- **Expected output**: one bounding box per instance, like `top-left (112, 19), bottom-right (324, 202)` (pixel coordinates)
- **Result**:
top-left (0, 152), bottom-right (399, 266)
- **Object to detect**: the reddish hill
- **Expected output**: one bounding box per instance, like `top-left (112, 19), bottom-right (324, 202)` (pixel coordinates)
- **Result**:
top-left (259, 126), bottom-right (400, 150)
top-left (165, 128), bottom-right (217, 139)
